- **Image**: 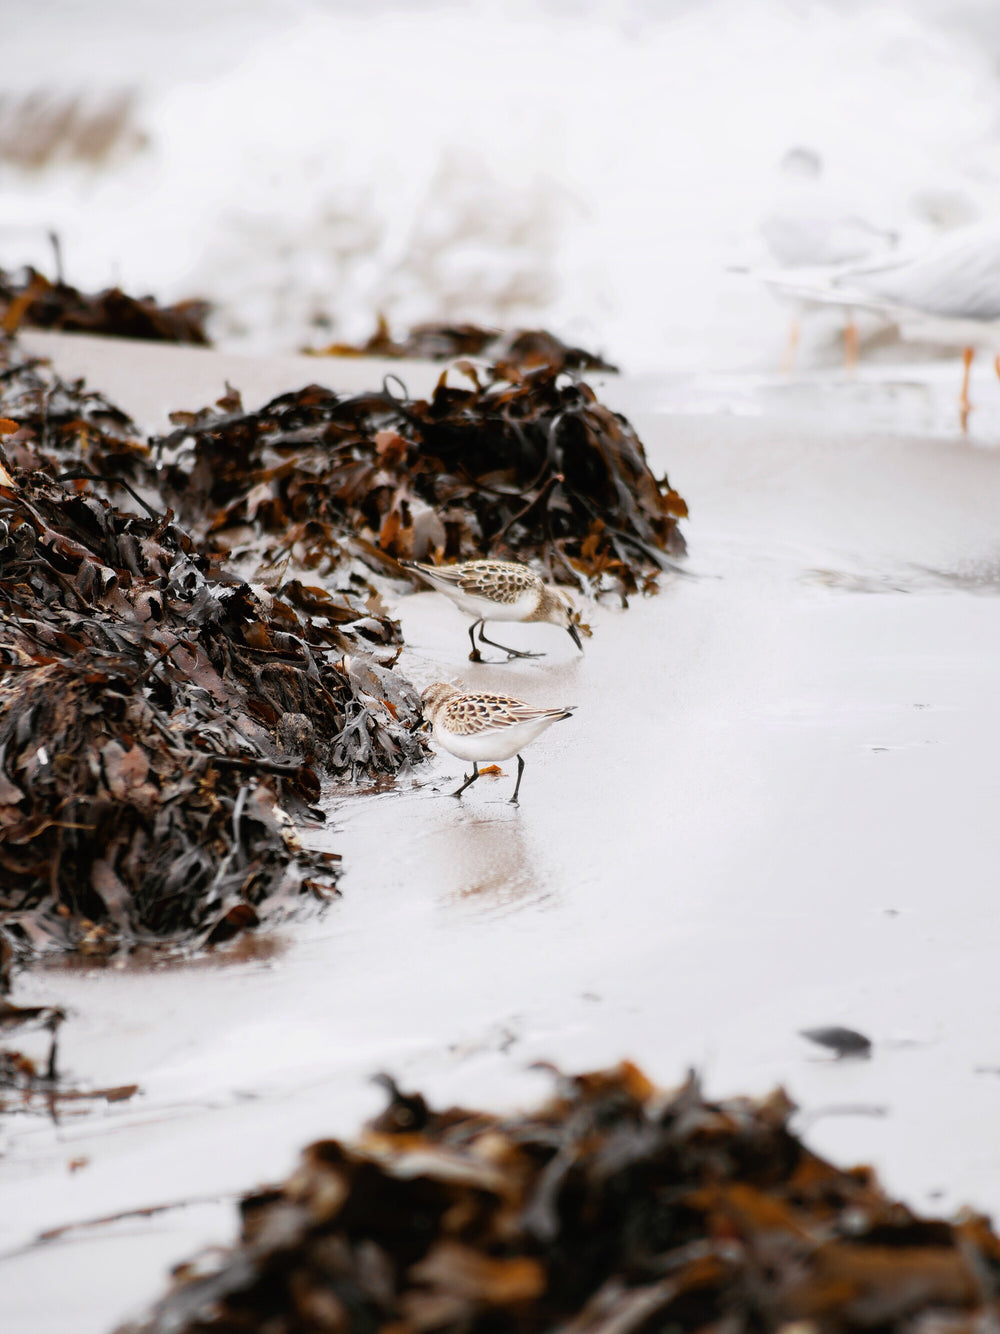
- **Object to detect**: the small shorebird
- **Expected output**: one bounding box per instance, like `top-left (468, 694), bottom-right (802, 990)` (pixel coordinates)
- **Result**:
top-left (420, 682), bottom-right (575, 803)
top-left (404, 559), bottom-right (584, 662)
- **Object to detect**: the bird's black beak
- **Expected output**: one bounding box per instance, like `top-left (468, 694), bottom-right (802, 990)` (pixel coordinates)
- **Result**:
top-left (568, 622), bottom-right (583, 651)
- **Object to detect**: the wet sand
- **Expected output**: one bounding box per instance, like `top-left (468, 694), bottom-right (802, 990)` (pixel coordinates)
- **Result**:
top-left (3, 333), bottom-right (1000, 1332)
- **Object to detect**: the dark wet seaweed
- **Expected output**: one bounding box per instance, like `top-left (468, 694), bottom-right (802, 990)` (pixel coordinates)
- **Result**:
top-left (120, 1061), bottom-right (1000, 1334)
top-left (311, 318), bottom-right (618, 373)
top-left (155, 364), bottom-right (686, 601)
top-left (0, 340), bottom-right (423, 965)
top-left (1, 265), bottom-right (211, 344)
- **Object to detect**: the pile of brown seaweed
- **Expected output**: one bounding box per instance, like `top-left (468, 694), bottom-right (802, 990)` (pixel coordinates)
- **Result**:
top-left (0, 341), bottom-right (424, 961)
top-left (311, 318), bottom-right (618, 374)
top-left (0, 335), bottom-right (149, 478)
top-left (1, 266), bottom-right (210, 344)
top-left (156, 364), bottom-right (686, 599)
top-left (120, 1061), bottom-right (1000, 1334)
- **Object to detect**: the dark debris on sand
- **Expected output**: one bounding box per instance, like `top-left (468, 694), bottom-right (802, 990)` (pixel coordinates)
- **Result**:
top-left (120, 1060), bottom-right (1000, 1334)
top-left (0, 340), bottom-right (424, 965)
top-left (800, 1027), bottom-right (874, 1059)
top-left (0, 998), bottom-right (138, 1116)
top-left (310, 318), bottom-right (618, 375)
top-left (155, 363), bottom-right (686, 601)
top-left (1, 265), bottom-right (211, 344)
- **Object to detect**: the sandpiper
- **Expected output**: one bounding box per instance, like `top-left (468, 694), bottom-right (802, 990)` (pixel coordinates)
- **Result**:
top-left (404, 559), bottom-right (584, 662)
top-left (420, 682), bottom-right (575, 803)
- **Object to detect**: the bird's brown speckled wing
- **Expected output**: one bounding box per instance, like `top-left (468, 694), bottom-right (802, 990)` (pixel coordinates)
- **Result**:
top-left (419, 560), bottom-right (540, 606)
top-left (442, 693), bottom-right (567, 735)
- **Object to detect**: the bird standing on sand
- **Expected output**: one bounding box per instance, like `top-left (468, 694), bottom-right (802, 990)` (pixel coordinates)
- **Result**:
top-left (768, 219), bottom-right (1000, 427)
top-left (420, 682), bottom-right (575, 804)
top-left (832, 220), bottom-right (1000, 427)
top-left (757, 147), bottom-right (901, 370)
top-left (404, 559), bottom-right (584, 662)
top-left (757, 146), bottom-right (897, 371)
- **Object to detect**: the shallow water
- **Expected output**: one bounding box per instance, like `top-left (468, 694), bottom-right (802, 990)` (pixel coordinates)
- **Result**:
top-left (2, 335), bottom-right (1000, 1332)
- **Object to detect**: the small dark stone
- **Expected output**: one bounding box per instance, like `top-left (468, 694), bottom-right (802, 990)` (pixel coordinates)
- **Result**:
top-left (800, 1026), bottom-right (873, 1058)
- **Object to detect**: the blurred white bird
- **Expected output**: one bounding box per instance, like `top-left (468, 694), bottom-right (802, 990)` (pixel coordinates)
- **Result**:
top-left (757, 147), bottom-right (898, 371)
top-left (771, 218), bottom-right (1000, 427)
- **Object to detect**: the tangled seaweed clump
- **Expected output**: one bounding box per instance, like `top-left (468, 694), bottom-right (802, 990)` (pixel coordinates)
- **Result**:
top-left (0, 658), bottom-right (340, 956)
top-left (310, 317), bottom-right (619, 374)
top-left (155, 363), bottom-right (686, 601)
top-left (0, 344), bottom-right (425, 962)
top-left (1, 264), bottom-right (210, 343)
top-left (120, 1061), bottom-right (1000, 1334)
top-left (0, 333), bottom-right (149, 478)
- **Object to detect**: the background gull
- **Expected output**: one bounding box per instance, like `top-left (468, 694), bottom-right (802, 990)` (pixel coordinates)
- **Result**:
top-left (771, 218), bottom-right (1000, 425)
top-left (756, 147), bottom-right (898, 371)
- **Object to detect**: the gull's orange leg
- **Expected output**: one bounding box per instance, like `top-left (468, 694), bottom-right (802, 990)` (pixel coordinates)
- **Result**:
top-left (781, 314), bottom-right (801, 374)
top-left (843, 310), bottom-right (859, 371)
top-left (959, 346), bottom-right (974, 432)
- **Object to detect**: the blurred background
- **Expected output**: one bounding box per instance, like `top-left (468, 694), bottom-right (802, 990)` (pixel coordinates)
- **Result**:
top-left (4, 0), bottom-right (1000, 373)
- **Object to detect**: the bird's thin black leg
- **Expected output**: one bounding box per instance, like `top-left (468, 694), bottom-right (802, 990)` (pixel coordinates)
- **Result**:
top-left (468, 620), bottom-right (484, 663)
top-left (452, 762), bottom-right (481, 798)
top-left (478, 622), bottom-right (544, 660)
top-left (510, 754), bottom-right (526, 804)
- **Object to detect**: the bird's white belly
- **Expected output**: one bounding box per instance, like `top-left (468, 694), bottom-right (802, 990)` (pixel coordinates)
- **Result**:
top-left (893, 309), bottom-right (1000, 349)
top-left (449, 589), bottom-right (539, 622)
top-left (433, 716), bottom-right (556, 763)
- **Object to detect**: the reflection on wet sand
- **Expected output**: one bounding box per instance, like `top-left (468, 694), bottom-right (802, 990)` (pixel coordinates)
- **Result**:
top-left (430, 808), bottom-right (552, 914)
top-left (35, 931), bottom-right (290, 980)
top-left (807, 562), bottom-right (1000, 594)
